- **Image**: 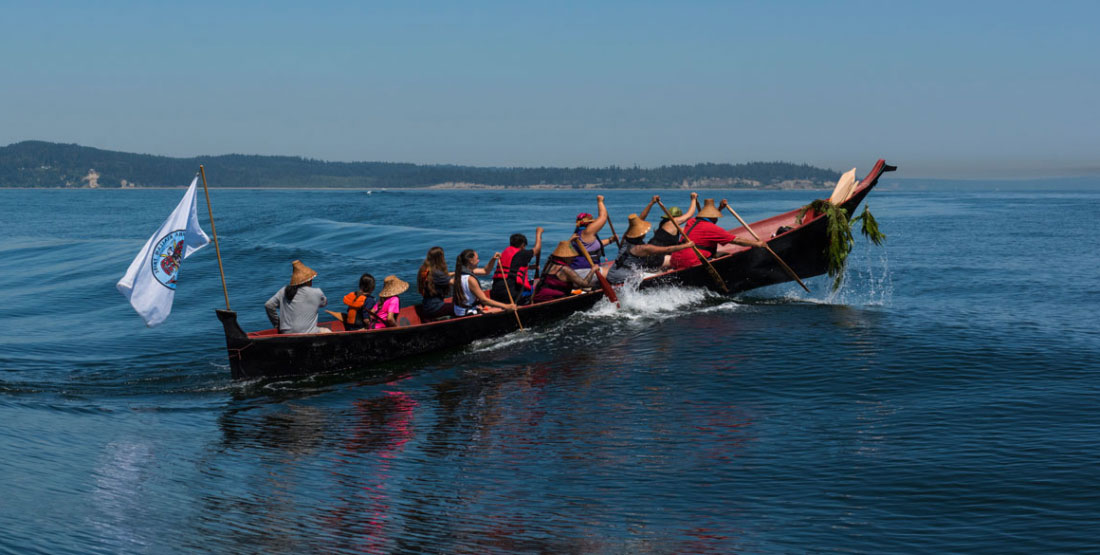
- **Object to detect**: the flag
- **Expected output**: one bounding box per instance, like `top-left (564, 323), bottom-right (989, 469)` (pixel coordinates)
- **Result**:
top-left (117, 177), bottom-right (211, 326)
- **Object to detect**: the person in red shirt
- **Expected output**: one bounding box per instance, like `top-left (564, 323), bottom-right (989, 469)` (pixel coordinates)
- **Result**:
top-left (669, 198), bottom-right (766, 270)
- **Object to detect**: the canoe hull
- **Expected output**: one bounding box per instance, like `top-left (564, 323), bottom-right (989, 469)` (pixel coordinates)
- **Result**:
top-left (218, 159), bottom-right (894, 379)
top-left (218, 288), bottom-right (603, 380)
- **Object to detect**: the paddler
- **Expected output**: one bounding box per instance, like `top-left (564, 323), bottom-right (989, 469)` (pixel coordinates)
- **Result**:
top-left (606, 214), bottom-right (696, 284)
top-left (636, 193), bottom-right (697, 270)
top-left (265, 260), bottom-right (330, 334)
top-left (532, 240), bottom-right (596, 303)
top-left (570, 195), bottom-right (619, 279)
top-left (490, 227), bottom-right (543, 304)
top-left (453, 249), bottom-right (516, 316)
top-left (668, 198), bottom-right (767, 270)
top-left (341, 273), bottom-right (378, 330)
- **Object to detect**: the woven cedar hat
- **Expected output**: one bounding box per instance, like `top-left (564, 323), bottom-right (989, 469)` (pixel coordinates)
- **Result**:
top-left (697, 199), bottom-right (722, 219)
top-left (624, 213), bottom-right (652, 238)
top-left (379, 275), bottom-right (410, 297)
top-left (289, 260), bottom-right (318, 286)
top-left (550, 240), bottom-right (579, 258)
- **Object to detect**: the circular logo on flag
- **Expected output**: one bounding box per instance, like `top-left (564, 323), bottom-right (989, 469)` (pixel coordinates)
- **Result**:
top-left (150, 230), bottom-right (186, 289)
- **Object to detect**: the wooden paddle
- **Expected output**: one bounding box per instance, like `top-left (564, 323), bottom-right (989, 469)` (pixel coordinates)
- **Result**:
top-left (606, 211), bottom-right (622, 249)
top-left (529, 255), bottom-right (553, 300)
top-left (573, 236), bottom-right (620, 307)
top-left (499, 266), bottom-right (525, 330)
top-left (655, 200), bottom-right (729, 294)
top-left (723, 203), bottom-right (811, 293)
top-left (325, 302), bottom-right (386, 329)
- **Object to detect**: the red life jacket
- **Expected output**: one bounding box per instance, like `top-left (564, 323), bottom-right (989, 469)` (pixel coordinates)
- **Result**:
top-left (492, 246), bottom-right (532, 290)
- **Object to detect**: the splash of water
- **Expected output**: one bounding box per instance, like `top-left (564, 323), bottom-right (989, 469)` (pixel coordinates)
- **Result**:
top-left (825, 240), bottom-right (893, 307)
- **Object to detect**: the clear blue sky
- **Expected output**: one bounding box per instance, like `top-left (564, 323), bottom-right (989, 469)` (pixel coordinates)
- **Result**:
top-left (2, 0), bottom-right (1097, 177)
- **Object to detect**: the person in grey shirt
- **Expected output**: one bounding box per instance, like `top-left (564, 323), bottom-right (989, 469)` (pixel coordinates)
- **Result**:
top-left (265, 260), bottom-right (330, 334)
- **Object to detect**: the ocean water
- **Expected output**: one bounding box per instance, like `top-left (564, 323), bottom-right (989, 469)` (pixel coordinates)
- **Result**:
top-left (1, 183), bottom-right (1098, 553)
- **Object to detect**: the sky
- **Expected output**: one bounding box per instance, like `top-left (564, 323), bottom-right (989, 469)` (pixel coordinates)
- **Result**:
top-left (2, 0), bottom-right (1098, 178)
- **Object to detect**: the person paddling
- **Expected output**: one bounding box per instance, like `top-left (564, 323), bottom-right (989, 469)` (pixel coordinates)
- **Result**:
top-left (668, 199), bottom-right (766, 270)
top-left (342, 273), bottom-right (380, 330)
top-left (374, 275), bottom-right (409, 329)
top-left (639, 193), bottom-right (697, 254)
top-left (570, 195), bottom-right (618, 279)
top-left (532, 241), bottom-right (596, 303)
top-left (453, 249), bottom-right (516, 316)
top-left (490, 227), bottom-right (543, 304)
top-left (265, 260), bottom-right (330, 334)
top-left (606, 214), bottom-right (696, 284)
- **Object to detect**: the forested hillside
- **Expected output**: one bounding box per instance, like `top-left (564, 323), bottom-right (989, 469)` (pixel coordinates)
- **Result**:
top-left (0, 141), bottom-right (840, 189)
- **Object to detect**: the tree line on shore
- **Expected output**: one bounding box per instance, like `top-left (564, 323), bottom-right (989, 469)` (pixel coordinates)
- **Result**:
top-left (0, 140), bottom-right (840, 189)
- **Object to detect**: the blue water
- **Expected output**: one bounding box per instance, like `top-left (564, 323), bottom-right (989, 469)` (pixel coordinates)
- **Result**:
top-left (1, 184), bottom-right (1098, 553)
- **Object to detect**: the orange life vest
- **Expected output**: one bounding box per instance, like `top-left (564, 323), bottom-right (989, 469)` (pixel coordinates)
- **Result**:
top-left (342, 292), bottom-right (377, 329)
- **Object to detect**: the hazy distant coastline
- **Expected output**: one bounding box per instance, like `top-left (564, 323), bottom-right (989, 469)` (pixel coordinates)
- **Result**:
top-left (0, 140), bottom-right (840, 190)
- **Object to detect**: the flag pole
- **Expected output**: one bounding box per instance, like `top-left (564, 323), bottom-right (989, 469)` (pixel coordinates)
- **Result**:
top-left (199, 165), bottom-right (230, 310)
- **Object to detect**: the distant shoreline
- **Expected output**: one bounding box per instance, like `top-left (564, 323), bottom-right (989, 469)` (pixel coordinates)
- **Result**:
top-left (1, 185), bottom-right (832, 192)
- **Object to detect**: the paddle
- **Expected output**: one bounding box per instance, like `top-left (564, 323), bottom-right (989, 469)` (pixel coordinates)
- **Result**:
top-left (606, 211), bottom-right (622, 249)
top-left (723, 203), bottom-right (811, 293)
top-left (655, 200), bottom-right (729, 294)
top-left (499, 267), bottom-right (525, 331)
top-left (529, 255), bottom-right (554, 300)
top-left (573, 236), bottom-right (620, 307)
top-left (325, 302), bottom-right (386, 329)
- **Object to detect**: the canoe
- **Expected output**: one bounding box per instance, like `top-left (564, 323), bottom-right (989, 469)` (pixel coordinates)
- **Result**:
top-left (216, 159), bottom-right (896, 379)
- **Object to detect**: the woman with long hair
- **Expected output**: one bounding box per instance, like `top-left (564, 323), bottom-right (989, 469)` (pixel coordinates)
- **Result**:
top-left (452, 249), bottom-right (515, 316)
top-left (418, 246), bottom-right (501, 319)
top-left (417, 246), bottom-right (452, 318)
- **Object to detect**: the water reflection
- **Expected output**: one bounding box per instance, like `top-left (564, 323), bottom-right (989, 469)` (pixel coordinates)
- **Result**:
top-left (324, 391), bottom-right (417, 554)
top-left (198, 331), bottom-right (762, 553)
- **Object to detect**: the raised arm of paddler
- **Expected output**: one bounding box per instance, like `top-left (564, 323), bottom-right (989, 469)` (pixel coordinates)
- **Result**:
top-left (579, 195), bottom-right (609, 243)
top-left (680, 193), bottom-right (698, 223)
top-left (531, 227), bottom-right (544, 256)
top-left (471, 252), bottom-right (501, 275)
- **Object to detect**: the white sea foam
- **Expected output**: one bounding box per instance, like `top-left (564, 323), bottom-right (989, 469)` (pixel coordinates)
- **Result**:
top-left (468, 326), bottom-right (548, 352)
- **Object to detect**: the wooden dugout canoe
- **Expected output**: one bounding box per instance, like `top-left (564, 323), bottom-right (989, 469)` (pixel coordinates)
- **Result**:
top-left (217, 159), bottom-right (895, 379)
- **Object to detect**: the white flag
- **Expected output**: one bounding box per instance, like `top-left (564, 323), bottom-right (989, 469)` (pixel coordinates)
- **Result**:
top-left (117, 177), bottom-right (211, 326)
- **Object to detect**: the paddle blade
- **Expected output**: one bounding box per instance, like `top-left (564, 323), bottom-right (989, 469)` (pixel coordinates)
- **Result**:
top-left (595, 269), bottom-right (620, 307)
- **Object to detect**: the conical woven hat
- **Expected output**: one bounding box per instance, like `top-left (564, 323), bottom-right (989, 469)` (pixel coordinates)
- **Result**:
top-left (379, 275), bottom-right (409, 297)
top-left (697, 199), bottom-right (722, 219)
top-left (289, 260), bottom-right (318, 286)
top-left (551, 240), bottom-right (579, 258)
top-left (624, 213), bottom-right (652, 238)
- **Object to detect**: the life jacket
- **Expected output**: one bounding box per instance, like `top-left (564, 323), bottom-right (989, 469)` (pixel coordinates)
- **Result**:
top-left (492, 246), bottom-right (532, 290)
top-left (532, 264), bottom-right (572, 302)
top-left (342, 292), bottom-right (377, 329)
